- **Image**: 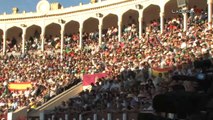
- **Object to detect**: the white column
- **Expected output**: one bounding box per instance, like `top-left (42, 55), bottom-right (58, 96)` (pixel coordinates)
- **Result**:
top-left (39, 111), bottom-right (44, 120)
top-left (183, 7), bottom-right (188, 31)
top-left (79, 23), bottom-right (83, 49)
top-left (98, 20), bottom-right (103, 47)
top-left (107, 113), bottom-right (112, 120)
top-left (3, 30), bottom-right (7, 55)
top-left (208, 0), bottom-right (213, 29)
top-left (40, 27), bottom-right (45, 52)
top-left (65, 114), bottom-right (68, 120)
top-left (79, 114), bottom-right (82, 120)
top-left (160, 11), bottom-right (164, 34)
top-left (7, 112), bottom-right (12, 120)
top-left (118, 19), bottom-right (122, 42)
top-left (22, 28), bottom-right (27, 54)
top-left (122, 113), bottom-right (127, 120)
top-left (138, 13), bottom-right (143, 39)
top-left (93, 113), bottom-right (97, 120)
top-left (51, 115), bottom-right (55, 120)
top-left (60, 24), bottom-right (65, 58)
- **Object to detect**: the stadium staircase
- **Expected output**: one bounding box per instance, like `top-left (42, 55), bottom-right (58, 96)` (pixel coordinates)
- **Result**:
top-left (27, 82), bottom-right (83, 120)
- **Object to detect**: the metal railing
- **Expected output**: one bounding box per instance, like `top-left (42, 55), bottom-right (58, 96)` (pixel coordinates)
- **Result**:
top-left (41, 110), bottom-right (152, 120)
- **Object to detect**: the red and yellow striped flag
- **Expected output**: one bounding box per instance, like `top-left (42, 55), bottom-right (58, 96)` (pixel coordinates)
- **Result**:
top-left (9, 82), bottom-right (32, 91)
top-left (152, 67), bottom-right (173, 77)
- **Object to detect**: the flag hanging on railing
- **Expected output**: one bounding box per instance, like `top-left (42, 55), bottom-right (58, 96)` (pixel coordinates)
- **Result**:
top-left (83, 73), bottom-right (108, 90)
top-left (151, 67), bottom-right (173, 77)
top-left (8, 82), bottom-right (32, 91)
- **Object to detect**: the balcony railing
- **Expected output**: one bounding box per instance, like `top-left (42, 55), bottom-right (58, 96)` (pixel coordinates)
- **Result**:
top-left (38, 110), bottom-right (153, 120)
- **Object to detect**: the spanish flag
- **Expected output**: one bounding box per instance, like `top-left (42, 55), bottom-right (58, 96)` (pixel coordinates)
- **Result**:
top-left (152, 67), bottom-right (173, 77)
top-left (9, 82), bottom-right (32, 91)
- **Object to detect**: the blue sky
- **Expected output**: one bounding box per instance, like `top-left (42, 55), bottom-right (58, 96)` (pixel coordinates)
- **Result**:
top-left (0, 0), bottom-right (90, 14)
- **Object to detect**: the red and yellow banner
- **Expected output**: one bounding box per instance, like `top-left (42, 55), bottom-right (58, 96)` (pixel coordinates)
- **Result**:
top-left (152, 67), bottom-right (173, 77)
top-left (9, 82), bottom-right (32, 91)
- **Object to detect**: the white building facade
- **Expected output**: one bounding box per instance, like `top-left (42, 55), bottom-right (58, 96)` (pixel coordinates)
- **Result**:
top-left (0, 0), bottom-right (212, 56)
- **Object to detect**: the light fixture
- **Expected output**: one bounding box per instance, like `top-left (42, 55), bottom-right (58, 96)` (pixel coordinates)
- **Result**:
top-left (96, 13), bottom-right (103, 18)
top-left (20, 24), bottom-right (27, 27)
top-left (58, 19), bottom-right (66, 24)
top-left (177, 0), bottom-right (188, 8)
top-left (135, 4), bottom-right (142, 9)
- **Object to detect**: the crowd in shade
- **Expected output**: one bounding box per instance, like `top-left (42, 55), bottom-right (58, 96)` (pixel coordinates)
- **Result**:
top-left (53, 10), bottom-right (213, 114)
top-left (0, 7), bottom-right (213, 119)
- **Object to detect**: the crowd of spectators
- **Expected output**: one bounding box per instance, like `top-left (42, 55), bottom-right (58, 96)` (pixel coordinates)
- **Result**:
top-left (52, 9), bottom-right (213, 114)
top-left (0, 53), bottom-right (81, 115)
top-left (0, 6), bottom-right (212, 120)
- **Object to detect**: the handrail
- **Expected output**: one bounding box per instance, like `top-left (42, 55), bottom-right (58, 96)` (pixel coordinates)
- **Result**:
top-left (42, 110), bottom-right (154, 120)
top-left (35, 82), bottom-right (82, 111)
